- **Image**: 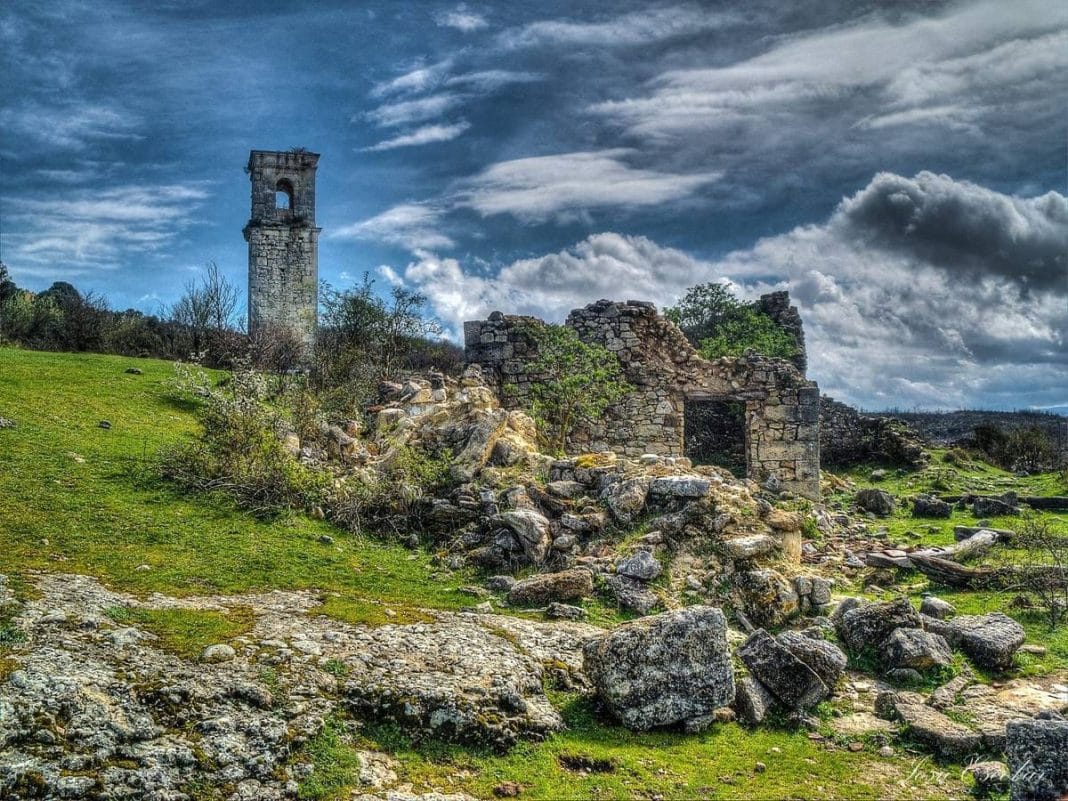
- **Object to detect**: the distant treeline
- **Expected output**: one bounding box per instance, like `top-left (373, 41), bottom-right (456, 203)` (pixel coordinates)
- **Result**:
top-left (0, 264), bottom-right (463, 388)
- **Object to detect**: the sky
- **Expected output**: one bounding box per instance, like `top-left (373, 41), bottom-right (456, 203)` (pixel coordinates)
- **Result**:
top-left (1, 0), bottom-right (1066, 411)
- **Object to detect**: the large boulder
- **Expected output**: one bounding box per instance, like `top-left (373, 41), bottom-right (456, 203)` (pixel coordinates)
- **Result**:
top-left (882, 628), bottom-right (953, 672)
top-left (1006, 717), bottom-right (1068, 801)
top-left (834, 598), bottom-right (923, 654)
top-left (948, 613), bottom-right (1026, 671)
top-left (506, 568), bottom-right (594, 606)
top-left (856, 488), bottom-right (895, 517)
top-left (737, 629), bottom-right (830, 710)
top-left (582, 606), bottom-right (734, 730)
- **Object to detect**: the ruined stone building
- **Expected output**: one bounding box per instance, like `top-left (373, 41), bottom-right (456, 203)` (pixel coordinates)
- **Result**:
top-left (465, 295), bottom-right (821, 499)
top-left (244, 149), bottom-right (320, 351)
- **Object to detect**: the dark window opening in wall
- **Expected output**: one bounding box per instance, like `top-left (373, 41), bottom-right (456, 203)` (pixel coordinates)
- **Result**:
top-left (275, 179), bottom-right (294, 210)
top-left (684, 399), bottom-right (746, 476)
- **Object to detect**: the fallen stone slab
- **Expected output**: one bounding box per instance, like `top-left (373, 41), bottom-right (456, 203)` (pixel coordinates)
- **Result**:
top-left (738, 629), bottom-right (828, 710)
top-left (647, 475), bottom-right (711, 499)
top-left (506, 568), bottom-right (594, 606)
top-left (948, 613), bottom-right (1025, 671)
top-left (881, 695), bottom-right (982, 760)
top-left (583, 606), bottom-right (734, 731)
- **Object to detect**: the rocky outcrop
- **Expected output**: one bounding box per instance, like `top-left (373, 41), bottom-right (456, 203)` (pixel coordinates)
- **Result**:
top-left (0, 573), bottom-right (600, 798)
top-left (582, 607), bottom-right (734, 731)
top-left (947, 613), bottom-right (1026, 672)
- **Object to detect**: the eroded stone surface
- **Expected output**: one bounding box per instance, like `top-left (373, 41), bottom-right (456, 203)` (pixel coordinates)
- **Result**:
top-left (0, 573), bottom-right (599, 799)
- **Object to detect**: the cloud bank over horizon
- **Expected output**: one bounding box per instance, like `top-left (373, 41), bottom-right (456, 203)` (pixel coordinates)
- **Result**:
top-left (384, 171), bottom-right (1068, 412)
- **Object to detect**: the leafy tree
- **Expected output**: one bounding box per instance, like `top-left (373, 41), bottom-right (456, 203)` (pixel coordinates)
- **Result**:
top-left (698, 306), bottom-right (798, 360)
top-left (665, 282), bottom-right (797, 360)
top-left (514, 323), bottom-right (630, 455)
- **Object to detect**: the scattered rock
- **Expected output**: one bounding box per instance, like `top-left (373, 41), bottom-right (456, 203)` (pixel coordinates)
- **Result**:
top-left (775, 631), bottom-right (847, 691)
top-left (948, 613), bottom-right (1026, 671)
top-left (603, 574), bottom-right (660, 615)
top-left (856, 488), bottom-right (895, 516)
top-left (1006, 718), bottom-right (1068, 801)
top-left (493, 509), bottom-right (553, 564)
top-left (882, 628), bottom-right (953, 672)
top-left (733, 675), bottom-right (777, 727)
top-left (880, 694), bottom-right (982, 759)
top-left (485, 576), bottom-right (516, 593)
top-left (963, 761), bottom-right (1009, 797)
top-left (506, 568), bottom-right (594, 606)
top-left (615, 550), bottom-right (662, 582)
top-left (719, 534), bottom-right (778, 560)
top-left (200, 643), bottom-right (237, 663)
top-left (913, 494), bottom-right (952, 518)
top-left (124, 367), bottom-right (143, 375)
top-left (98, 420), bottom-right (112, 429)
top-left (601, 477), bottom-right (651, 524)
top-left (738, 629), bottom-right (829, 710)
top-left (583, 606), bottom-right (735, 731)
top-left (545, 603), bottom-right (587, 621)
top-left (920, 596), bottom-right (956, 620)
top-left (834, 598), bottom-right (923, 654)
top-left (734, 569), bottom-right (800, 629)
top-left (648, 475), bottom-right (710, 499)
top-left (0, 417), bottom-right (15, 429)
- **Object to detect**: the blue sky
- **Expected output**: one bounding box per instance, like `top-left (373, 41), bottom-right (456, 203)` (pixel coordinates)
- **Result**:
top-left (1, 0), bottom-right (1066, 410)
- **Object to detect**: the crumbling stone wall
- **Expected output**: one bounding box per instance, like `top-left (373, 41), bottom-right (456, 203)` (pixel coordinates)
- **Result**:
top-left (820, 396), bottom-right (927, 468)
top-left (465, 298), bottom-right (820, 498)
top-left (244, 149), bottom-right (321, 352)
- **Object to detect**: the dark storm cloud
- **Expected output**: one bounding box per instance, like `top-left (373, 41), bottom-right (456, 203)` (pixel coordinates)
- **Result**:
top-left (838, 171), bottom-right (1068, 292)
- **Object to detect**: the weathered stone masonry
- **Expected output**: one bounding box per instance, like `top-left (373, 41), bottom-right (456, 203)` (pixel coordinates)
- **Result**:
top-left (465, 297), bottom-right (821, 499)
top-left (244, 149), bottom-right (320, 351)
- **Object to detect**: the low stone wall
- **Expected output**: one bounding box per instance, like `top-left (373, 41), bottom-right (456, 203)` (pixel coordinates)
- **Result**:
top-left (465, 298), bottom-right (821, 498)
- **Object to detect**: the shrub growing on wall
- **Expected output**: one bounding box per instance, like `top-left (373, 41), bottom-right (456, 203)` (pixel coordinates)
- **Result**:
top-left (666, 282), bottom-right (797, 360)
top-left (512, 323), bottom-right (630, 455)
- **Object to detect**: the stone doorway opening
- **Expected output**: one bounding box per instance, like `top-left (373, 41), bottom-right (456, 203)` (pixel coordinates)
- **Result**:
top-left (684, 399), bottom-right (747, 477)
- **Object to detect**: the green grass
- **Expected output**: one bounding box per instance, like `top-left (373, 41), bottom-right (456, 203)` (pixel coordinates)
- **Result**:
top-left (105, 605), bottom-right (255, 660)
top-left (297, 698), bottom-right (967, 801)
top-left (0, 347), bottom-right (476, 620)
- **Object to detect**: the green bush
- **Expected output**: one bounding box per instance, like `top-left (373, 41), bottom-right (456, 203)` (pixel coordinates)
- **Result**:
top-left (161, 367), bottom-right (329, 517)
top-left (666, 282), bottom-right (797, 360)
top-left (511, 323), bottom-right (631, 455)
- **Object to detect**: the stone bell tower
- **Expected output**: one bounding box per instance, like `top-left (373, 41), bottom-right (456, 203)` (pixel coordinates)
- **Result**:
top-left (243, 149), bottom-right (321, 351)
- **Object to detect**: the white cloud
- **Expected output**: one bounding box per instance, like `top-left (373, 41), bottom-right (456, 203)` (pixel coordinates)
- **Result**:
top-left (0, 102), bottom-right (143, 150)
top-left (363, 93), bottom-right (463, 128)
top-left (362, 121), bottom-right (471, 151)
top-left (5, 183), bottom-right (210, 269)
top-left (387, 173), bottom-right (1068, 410)
top-left (500, 6), bottom-right (741, 49)
top-left (444, 70), bottom-right (541, 91)
top-left (371, 59), bottom-right (453, 98)
top-left (331, 203), bottom-right (454, 250)
top-left (591, 0), bottom-right (1068, 142)
top-left (435, 5), bottom-right (488, 33)
top-left (455, 149), bottom-right (720, 221)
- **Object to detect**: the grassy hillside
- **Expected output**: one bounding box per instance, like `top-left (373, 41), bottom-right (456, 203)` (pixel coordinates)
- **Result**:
top-left (0, 347), bottom-right (474, 622)
top-left (9, 346), bottom-right (1065, 799)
